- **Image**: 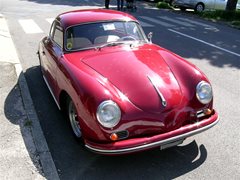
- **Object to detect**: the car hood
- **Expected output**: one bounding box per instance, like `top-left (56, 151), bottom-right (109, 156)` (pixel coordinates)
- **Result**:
top-left (81, 47), bottom-right (182, 113)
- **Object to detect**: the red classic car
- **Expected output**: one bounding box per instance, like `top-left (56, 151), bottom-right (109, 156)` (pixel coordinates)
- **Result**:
top-left (38, 9), bottom-right (219, 155)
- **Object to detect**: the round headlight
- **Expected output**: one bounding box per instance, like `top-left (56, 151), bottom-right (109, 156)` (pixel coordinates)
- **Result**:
top-left (196, 81), bottom-right (213, 104)
top-left (96, 100), bottom-right (121, 128)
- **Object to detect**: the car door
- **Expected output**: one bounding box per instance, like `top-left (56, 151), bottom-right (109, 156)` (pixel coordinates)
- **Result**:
top-left (42, 20), bottom-right (64, 98)
top-left (214, 0), bottom-right (227, 10)
top-left (202, 0), bottom-right (215, 9)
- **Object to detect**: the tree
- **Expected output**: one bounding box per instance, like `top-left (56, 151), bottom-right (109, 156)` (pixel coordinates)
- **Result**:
top-left (226, 0), bottom-right (238, 11)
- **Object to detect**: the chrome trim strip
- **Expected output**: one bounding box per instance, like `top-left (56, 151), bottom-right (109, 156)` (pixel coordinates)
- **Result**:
top-left (42, 75), bottom-right (61, 110)
top-left (85, 117), bottom-right (219, 154)
top-left (147, 76), bottom-right (167, 107)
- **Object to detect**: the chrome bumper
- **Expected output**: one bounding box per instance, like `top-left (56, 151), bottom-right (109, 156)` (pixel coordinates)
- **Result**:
top-left (85, 116), bottom-right (219, 155)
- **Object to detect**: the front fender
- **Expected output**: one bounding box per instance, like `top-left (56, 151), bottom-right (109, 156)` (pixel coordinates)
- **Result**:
top-left (159, 50), bottom-right (212, 109)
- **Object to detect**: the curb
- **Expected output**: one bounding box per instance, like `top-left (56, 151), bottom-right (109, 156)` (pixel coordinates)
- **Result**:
top-left (0, 14), bottom-right (60, 180)
top-left (18, 72), bottom-right (60, 180)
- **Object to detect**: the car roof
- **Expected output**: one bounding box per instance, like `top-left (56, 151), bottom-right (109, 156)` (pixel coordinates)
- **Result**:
top-left (56, 9), bottom-right (138, 29)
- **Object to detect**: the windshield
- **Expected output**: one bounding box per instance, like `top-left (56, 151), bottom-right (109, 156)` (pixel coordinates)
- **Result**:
top-left (65, 21), bottom-right (147, 51)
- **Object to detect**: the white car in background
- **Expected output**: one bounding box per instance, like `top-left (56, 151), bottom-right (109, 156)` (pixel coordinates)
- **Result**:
top-left (172, 0), bottom-right (229, 12)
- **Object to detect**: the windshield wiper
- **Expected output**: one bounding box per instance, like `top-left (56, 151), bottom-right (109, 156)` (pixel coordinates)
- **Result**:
top-left (95, 41), bottom-right (126, 50)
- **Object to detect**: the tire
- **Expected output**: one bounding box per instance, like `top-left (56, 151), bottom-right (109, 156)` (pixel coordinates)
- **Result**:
top-left (66, 97), bottom-right (83, 140)
top-left (194, 3), bottom-right (204, 12)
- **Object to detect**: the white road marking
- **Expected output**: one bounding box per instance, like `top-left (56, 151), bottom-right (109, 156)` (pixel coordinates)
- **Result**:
top-left (159, 16), bottom-right (195, 27)
top-left (46, 18), bottom-right (54, 24)
top-left (169, 29), bottom-right (240, 57)
top-left (140, 16), bottom-right (175, 27)
top-left (138, 20), bottom-right (154, 27)
top-left (176, 17), bottom-right (215, 28)
top-left (18, 19), bottom-right (43, 34)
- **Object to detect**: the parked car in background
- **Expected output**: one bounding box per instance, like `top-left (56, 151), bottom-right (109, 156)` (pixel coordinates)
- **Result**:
top-left (146, 0), bottom-right (173, 4)
top-left (172, 0), bottom-right (229, 12)
top-left (237, 1), bottom-right (240, 10)
top-left (38, 9), bottom-right (219, 155)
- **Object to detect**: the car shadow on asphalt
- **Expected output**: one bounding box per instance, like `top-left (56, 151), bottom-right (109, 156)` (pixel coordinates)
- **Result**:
top-left (20, 66), bottom-right (208, 179)
top-left (4, 80), bottom-right (44, 176)
top-left (74, 141), bottom-right (207, 180)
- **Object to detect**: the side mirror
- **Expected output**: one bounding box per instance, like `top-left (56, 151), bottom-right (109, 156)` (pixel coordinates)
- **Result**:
top-left (44, 36), bottom-right (50, 44)
top-left (148, 32), bottom-right (153, 44)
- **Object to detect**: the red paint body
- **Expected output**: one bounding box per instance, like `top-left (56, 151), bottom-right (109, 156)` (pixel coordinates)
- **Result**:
top-left (38, 9), bottom-right (218, 154)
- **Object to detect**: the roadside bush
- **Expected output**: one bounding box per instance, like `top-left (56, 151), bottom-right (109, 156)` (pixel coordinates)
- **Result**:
top-left (156, 2), bottom-right (172, 9)
top-left (231, 20), bottom-right (240, 28)
top-left (199, 10), bottom-right (240, 21)
top-left (197, 10), bottom-right (240, 28)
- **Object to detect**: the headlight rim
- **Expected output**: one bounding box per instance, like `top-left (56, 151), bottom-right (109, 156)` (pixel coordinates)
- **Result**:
top-left (196, 81), bottom-right (213, 104)
top-left (96, 100), bottom-right (121, 128)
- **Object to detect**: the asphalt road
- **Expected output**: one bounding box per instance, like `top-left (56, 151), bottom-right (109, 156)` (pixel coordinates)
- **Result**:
top-left (1, 0), bottom-right (240, 179)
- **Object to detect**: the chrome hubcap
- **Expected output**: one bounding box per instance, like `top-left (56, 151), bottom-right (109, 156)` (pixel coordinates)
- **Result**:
top-left (68, 100), bottom-right (81, 137)
top-left (197, 5), bottom-right (204, 12)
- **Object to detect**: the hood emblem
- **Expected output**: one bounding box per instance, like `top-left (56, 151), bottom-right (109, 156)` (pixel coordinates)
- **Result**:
top-left (147, 76), bottom-right (167, 107)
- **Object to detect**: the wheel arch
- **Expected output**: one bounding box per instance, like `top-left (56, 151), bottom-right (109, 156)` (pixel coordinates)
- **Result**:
top-left (59, 90), bottom-right (70, 111)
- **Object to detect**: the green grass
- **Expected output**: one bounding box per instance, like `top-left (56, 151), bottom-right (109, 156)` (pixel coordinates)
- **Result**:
top-left (199, 10), bottom-right (240, 21)
top-left (156, 1), bottom-right (173, 9)
top-left (197, 10), bottom-right (240, 28)
top-left (231, 20), bottom-right (240, 27)
top-left (24, 119), bottom-right (32, 127)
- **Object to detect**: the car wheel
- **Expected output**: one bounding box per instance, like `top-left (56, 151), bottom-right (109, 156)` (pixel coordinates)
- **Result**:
top-left (195, 3), bottom-right (204, 12)
top-left (180, 7), bottom-right (186, 11)
top-left (67, 97), bottom-right (82, 139)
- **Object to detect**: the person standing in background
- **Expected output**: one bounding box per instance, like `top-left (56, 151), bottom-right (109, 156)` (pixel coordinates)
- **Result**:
top-left (117, 0), bottom-right (124, 10)
top-left (105, 0), bottom-right (110, 9)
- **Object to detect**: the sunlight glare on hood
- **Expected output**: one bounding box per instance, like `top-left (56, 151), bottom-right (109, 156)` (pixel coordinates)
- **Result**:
top-left (119, 91), bottom-right (129, 102)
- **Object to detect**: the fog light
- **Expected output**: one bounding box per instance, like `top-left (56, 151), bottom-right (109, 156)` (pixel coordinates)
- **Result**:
top-left (204, 108), bottom-right (212, 115)
top-left (110, 133), bottom-right (118, 141)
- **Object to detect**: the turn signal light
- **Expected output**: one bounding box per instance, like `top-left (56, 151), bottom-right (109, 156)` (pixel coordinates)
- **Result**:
top-left (204, 108), bottom-right (212, 115)
top-left (110, 133), bottom-right (118, 141)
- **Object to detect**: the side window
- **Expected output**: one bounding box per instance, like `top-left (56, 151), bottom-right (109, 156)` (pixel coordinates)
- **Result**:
top-left (51, 21), bottom-right (63, 48)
